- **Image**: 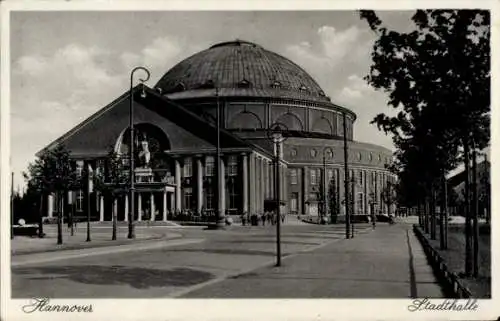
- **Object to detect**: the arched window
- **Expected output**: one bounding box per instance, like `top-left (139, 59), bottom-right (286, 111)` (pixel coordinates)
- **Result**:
top-left (275, 112), bottom-right (304, 131)
top-left (228, 111), bottom-right (263, 129)
top-left (312, 117), bottom-right (333, 135)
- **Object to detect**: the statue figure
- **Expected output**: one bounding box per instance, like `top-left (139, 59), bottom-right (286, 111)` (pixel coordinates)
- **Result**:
top-left (138, 133), bottom-right (151, 167)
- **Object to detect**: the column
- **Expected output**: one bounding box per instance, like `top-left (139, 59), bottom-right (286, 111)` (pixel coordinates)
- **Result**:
top-left (169, 192), bottom-right (174, 211)
top-left (99, 195), bottom-right (104, 221)
top-left (363, 171), bottom-right (370, 214)
top-left (260, 158), bottom-right (265, 210)
top-left (47, 194), bottom-right (54, 218)
top-left (124, 194), bottom-right (129, 222)
top-left (138, 193), bottom-right (142, 221)
top-left (220, 158), bottom-right (226, 216)
top-left (163, 191), bottom-right (168, 221)
top-left (196, 158), bottom-right (203, 213)
top-left (175, 159), bottom-right (182, 211)
top-left (249, 153), bottom-right (256, 215)
top-left (242, 154), bottom-right (249, 214)
top-left (256, 157), bottom-right (261, 213)
top-left (150, 193), bottom-right (155, 221)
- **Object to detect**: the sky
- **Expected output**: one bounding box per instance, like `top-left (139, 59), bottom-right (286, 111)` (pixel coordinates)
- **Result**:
top-left (10, 10), bottom-right (418, 190)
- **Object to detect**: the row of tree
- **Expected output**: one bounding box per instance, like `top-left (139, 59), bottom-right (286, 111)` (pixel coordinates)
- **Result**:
top-left (359, 10), bottom-right (490, 278)
top-left (321, 177), bottom-right (397, 223)
top-left (22, 145), bottom-right (131, 244)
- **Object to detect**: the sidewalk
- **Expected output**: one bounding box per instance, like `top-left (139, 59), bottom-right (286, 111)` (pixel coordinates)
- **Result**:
top-left (11, 228), bottom-right (179, 256)
top-left (180, 223), bottom-right (445, 298)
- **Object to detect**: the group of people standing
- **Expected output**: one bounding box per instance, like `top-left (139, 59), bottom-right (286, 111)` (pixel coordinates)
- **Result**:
top-left (241, 212), bottom-right (285, 226)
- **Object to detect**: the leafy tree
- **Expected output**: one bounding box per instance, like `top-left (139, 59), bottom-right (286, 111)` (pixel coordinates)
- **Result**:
top-left (380, 181), bottom-right (397, 215)
top-left (23, 145), bottom-right (79, 244)
top-left (94, 149), bottom-right (130, 240)
top-left (360, 9), bottom-right (489, 277)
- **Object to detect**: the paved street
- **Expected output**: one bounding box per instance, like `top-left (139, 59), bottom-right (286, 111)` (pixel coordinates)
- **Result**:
top-left (11, 220), bottom-right (443, 298)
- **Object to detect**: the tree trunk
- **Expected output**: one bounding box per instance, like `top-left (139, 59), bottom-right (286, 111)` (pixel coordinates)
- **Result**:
top-left (430, 184), bottom-right (436, 240)
top-left (472, 148), bottom-right (479, 278)
top-left (70, 200), bottom-right (75, 236)
top-left (38, 194), bottom-right (44, 238)
top-left (440, 172), bottom-right (447, 250)
top-left (464, 141), bottom-right (472, 277)
top-left (417, 201), bottom-right (422, 227)
top-left (424, 195), bottom-right (430, 234)
top-left (112, 196), bottom-right (117, 241)
top-left (57, 193), bottom-right (63, 245)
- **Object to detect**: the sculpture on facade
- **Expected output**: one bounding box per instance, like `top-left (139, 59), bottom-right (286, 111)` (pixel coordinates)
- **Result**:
top-left (137, 133), bottom-right (151, 167)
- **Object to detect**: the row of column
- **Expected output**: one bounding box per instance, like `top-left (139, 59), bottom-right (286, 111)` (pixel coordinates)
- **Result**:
top-left (47, 191), bottom-right (173, 222)
top-left (250, 153), bottom-right (287, 214)
top-left (174, 154), bottom-right (248, 214)
top-left (297, 166), bottom-right (392, 216)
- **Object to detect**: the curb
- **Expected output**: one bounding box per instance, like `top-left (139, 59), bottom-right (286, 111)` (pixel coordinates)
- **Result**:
top-left (412, 224), bottom-right (472, 298)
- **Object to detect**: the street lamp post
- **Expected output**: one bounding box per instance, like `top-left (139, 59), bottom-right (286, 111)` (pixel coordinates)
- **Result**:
top-left (128, 67), bottom-right (150, 239)
top-left (267, 122), bottom-right (288, 267)
top-left (343, 113), bottom-right (351, 239)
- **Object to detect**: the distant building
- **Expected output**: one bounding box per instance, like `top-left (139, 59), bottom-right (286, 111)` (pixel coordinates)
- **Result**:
top-left (447, 159), bottom-right (490, 218)
top-left (39, 40), bottom-right (396, 222)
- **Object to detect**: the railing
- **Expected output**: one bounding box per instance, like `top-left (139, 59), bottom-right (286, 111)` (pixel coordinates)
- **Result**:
top-left (413, 225), bottom-right (472, 298)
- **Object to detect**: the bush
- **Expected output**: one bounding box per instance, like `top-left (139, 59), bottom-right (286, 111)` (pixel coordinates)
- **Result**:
top-left (43, 217), bottom-right (58, 224)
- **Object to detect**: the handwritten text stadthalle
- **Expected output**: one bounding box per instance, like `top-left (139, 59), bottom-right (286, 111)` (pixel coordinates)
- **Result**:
top-left (408, 298), bottom-right (478, 312)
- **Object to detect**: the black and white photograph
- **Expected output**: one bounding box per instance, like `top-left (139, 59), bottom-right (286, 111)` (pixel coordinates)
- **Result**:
top-left (1, 1), bottom-right (496, 320)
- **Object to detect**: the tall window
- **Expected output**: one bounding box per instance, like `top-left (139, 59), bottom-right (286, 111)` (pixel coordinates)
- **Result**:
top-left (310, 169), bottom-right (318, 185)
top-left (76, 160), bottom-right (84, 178)
top-left (228, 181), bottom-right (239, 210)
top-left (290, 192), bottom-right (298, 213)
top-left (357, 193), bottom-right (364, 214)
top-left (205, 187), bottom-right (214, 210)
top-left (183, 187), bottom-right (193, 209)
top-left (358, 170), bottom-right (363, 186)
top-left (183, 158), bottom-right (192, 177)
top-left (205, 156), bottom-right (214, 176)
top-left (227, 155), bottom-right (238, 176)
top-left (76, 190), bottom-right (84, 212)
top-left (290, 169), bottom-right (298, 185)
top-left (327, 169), bottom-right (333, 182)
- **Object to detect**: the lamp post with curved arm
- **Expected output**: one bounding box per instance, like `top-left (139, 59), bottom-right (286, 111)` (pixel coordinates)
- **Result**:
top-left (267, 122), bottom-right (288, 267)
top-left (128, 67), bottom-right (150, 239)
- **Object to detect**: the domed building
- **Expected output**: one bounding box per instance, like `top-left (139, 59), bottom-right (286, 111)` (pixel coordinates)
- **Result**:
top-left (40, 40), bottom-right (396, 223)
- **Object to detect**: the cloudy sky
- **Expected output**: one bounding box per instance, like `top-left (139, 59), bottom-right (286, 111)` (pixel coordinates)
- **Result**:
top-left (10, 10), bottom-right (416, 190)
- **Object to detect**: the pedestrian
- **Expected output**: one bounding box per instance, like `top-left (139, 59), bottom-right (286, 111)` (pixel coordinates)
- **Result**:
top-left (261, 213), bottom-right (266, 226)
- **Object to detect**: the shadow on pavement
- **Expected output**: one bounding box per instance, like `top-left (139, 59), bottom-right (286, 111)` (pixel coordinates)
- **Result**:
top-left (13, 265), bottom-right (214, 289)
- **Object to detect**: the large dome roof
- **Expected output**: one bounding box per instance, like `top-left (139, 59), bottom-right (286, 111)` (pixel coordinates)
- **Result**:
top-left (155, 40), bottom-right (332, 104)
